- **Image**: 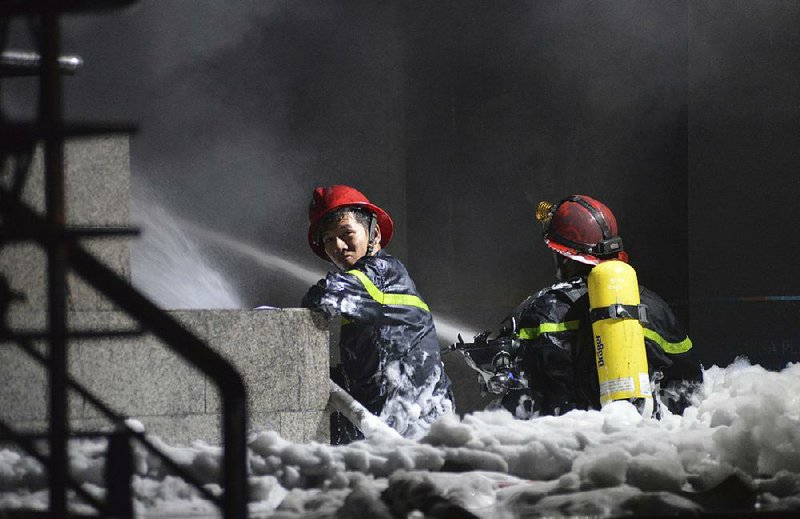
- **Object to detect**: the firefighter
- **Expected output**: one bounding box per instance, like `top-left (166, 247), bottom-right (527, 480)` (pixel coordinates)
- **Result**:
top-left (302, 185), bottom-right (453, 443)
top-left (502, 195), bottom-right (702, 417)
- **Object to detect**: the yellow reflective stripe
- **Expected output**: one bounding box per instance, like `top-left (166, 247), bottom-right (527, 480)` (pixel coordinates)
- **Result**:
top-left (341, 317), bottom-right (352, 326)
top-left (643, 328), bottom-right (693, 354)
top-left (517, 320), bottom-right (580, 340)
top-left (346, 269), bottom-right (430, 312)
top-left (518, 320), bottom-right (692, 354)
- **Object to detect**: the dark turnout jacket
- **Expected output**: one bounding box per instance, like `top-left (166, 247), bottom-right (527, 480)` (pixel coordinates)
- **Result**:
top-left (504, 276), bottom-right (702, 416)
top-left (302, 250), bottom-right (452, 440)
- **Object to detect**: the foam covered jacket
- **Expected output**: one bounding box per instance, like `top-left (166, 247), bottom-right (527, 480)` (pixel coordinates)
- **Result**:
top-left (504, 276), bottom-right (702, 415)
top-left (302, 250), bottom-right (452, 439)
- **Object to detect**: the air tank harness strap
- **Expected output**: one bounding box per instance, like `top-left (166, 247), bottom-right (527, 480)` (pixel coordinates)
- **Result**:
top-left (589, 303), bottom-right (649, 324)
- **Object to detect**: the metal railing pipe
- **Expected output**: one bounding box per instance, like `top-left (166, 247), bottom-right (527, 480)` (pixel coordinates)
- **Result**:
top-left (38, 7), bottom-right (68, 517)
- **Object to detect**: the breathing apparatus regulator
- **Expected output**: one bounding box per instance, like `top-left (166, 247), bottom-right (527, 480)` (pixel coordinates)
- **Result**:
top-left (536, 196), bottom-right (653, 417)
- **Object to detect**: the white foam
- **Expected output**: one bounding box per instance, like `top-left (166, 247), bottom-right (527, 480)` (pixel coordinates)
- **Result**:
top-left (3, 360), bottom-right (799, 516)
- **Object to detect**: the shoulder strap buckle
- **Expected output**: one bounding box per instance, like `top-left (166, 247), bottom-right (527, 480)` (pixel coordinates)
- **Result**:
top-left (590, 303), bottom-right (648, 323)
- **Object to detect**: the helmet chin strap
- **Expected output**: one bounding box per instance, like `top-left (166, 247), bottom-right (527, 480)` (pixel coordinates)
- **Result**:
top-left (554, 253), bottom-right (566, 281)
top-left (554, 252), bottom-right (591, 281)
top-left (365, 213), bottom-right (378, 256)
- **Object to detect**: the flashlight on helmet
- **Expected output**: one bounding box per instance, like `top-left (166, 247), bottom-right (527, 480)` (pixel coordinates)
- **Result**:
top-left (536, 200), bottom-right (554, 227)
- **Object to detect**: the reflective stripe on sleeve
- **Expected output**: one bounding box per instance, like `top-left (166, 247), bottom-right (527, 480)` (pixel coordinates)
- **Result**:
top-left (517, 320), bottom-right (580, 340)
top-left (643, 328), bottom-right (693, 354)
top-left (346, 269), bottom-right (430, 312)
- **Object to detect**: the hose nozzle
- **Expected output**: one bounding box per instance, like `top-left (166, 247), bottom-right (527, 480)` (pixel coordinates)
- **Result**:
top-left (535, 201), bottom-right (554, 223)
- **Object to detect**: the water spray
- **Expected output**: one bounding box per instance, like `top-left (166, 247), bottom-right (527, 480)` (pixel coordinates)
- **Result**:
top-left (174, 215), bottom-right (327, 288)
top-left (173, 216), bottom-right (479, 342)
top-left (131, 199), bottom-right (242, 309)
top-left (134, 194), bottom-right (480, 341)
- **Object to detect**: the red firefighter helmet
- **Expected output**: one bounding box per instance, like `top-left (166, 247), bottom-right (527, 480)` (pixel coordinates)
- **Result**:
top-left (536, 195), bottom-right (627, 265)
top-left (307, 185), bottom-right (394, 261)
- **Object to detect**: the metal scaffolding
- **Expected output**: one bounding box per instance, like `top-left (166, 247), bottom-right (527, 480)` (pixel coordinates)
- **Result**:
top-left (0, 2), bottom-right (248, 517)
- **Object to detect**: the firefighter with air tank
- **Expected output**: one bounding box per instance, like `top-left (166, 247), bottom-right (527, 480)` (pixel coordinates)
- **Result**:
top-left (497, 195), bottom-right (703, 418)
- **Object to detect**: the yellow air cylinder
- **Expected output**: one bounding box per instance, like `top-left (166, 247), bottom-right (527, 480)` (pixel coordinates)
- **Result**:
top-left (587, 260), bottom-right (652, 417)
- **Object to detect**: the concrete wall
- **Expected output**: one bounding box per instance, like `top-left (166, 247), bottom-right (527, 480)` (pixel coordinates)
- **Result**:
top-left (688, 1), bottom-right (800, 371)
top-left (1, 309), bottom-right (330, 445)
top-left (0, 136), bottom-right (331, 444)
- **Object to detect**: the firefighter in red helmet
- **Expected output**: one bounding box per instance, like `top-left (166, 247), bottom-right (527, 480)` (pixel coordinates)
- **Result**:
top-left (302, 185), bottom-right (453, 443)
top-left (497, 195), bottom-right (702, 417)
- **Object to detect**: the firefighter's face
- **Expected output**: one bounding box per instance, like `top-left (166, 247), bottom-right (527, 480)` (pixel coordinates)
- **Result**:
top-left (321, 213), bottom-right (380, 270)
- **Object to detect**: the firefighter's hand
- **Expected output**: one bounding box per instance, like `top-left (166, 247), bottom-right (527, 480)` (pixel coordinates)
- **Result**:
top-left (301, 283), bottom-right (339, 320)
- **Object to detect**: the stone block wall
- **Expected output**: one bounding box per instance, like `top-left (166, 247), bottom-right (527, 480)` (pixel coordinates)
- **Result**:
top-left (1, 309), bottom-right (329, 444)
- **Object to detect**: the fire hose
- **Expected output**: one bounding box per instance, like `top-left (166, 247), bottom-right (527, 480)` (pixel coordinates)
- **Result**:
top-left (327, 379), bottom-right (402, 441)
